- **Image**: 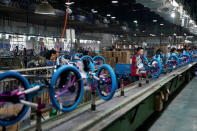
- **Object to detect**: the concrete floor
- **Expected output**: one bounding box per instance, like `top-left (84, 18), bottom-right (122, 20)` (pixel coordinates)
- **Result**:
top-left (149, 77), bottom-right (197, 131)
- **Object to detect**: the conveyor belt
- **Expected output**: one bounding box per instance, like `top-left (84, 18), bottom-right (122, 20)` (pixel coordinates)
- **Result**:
top-left (25, 63), bottom-right (196, 131)
top-left (149, 77), bottom-right (197, 131)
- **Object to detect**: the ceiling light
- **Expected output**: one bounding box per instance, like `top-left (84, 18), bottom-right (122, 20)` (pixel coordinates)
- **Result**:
top-left (65, 2), bottom-right (75, 5)
top-left (107, 14), bottom-right (111, 17)
top-left (133, 20), bottom-right (138, 23)
top-left (111, 16), bottom-right (116, 19)
top-left (112, 1), bottom-right (118, 4)
top-left (35, 0), bottom-right (55, 15)
top-left (174, 33), bottom-right (177, 36)
top-left (153, 19), bottom-right (157, 22)
top-left (160, 23), bottom-right (164, 26)
top-left (91, 9), bottom-right (98, 13)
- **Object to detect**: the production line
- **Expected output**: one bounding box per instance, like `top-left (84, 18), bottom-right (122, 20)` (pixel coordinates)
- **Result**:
top-left (0, 50), bottom-right (196, 131)
top-left (1, 0), bottom-right (197, 130)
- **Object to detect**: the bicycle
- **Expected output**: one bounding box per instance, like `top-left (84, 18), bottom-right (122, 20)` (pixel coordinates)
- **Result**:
top-left (142, 55), bottom-right (162, 78)
top-left (178, 53), bottom-right (191, 66)
top-left (155, 53), bottom-right (180, 71)
top-left (0, 60), bottom-right (117, 126)
top-left (0, 65), bottom-right (83, 126)
top-left (93, 56), bottom-right (106, 70)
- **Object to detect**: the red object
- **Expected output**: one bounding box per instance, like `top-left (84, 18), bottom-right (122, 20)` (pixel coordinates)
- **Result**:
top-left (131, 55), bottom-right (146, 77)
top-left (53, 0), bottom-right (70, 65)
top-left (131, 55), bottom-right (138, 76)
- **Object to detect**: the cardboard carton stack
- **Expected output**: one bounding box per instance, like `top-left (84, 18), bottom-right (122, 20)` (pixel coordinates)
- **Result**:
top-left (154, 45), bottom-right (169, 53)
top-left (101, 51), bottom-right (131, 69)
top-left (0, 106), bottom-right (21, 131)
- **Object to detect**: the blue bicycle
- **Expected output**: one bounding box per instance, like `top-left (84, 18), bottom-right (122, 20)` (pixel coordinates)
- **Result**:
top-left (178, 53), bottom-right (191, 66)
top-left (142, 55), bottom-right (162, 78)
top-left (0, 59), bottom-right (117, 126)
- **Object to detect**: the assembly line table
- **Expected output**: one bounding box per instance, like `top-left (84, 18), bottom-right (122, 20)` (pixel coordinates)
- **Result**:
top-left (24, 63), bottom-right (196, 131)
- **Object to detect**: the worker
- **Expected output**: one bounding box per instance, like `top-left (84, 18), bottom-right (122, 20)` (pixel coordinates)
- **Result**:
top-left (177, 49), bottom-right (182, 54)
top-left (131, 47), bottom-right (146, 81)
top-left (155, 49), bottom-right (163, 58)
top-left (154, 48), bottom-right (164, 63)
top-left (170, 48), bottom-right (177, 56)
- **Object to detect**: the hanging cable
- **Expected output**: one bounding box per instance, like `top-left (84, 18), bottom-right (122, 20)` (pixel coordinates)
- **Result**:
top-left (53, 0), bottom-right (70, 65)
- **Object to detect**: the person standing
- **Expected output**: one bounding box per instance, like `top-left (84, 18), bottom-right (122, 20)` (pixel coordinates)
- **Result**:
top-left (131, 47), bottom-right (146, 81)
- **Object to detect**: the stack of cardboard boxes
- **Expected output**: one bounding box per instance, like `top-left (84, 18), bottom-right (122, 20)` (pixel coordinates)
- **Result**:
top-left (154, 45), bottom-right (169, 53)
top-left (101, 51), bottom-right (131, 69)
top-left (0, 106), bottom-right (21, 131)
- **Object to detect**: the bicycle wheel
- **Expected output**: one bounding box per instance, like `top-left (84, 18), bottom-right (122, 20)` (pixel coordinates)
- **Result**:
top-left (50, 65), bottom-right (84, 112)
top-left (93, 56), bottom-right (106, 69)
top-left (166, 55), bottom-right (179, 70)
top-left (80, 55), bottom-right (94, 71)
top-left (180, 54), bottom-right (191, 66)
top-left (80, 55), bottom-right (93, 63)
top-left (96, 64), bottom-right (117, 101)
top-left (0, 72), bottom-right (30, 126)
top-left (149, 58), bottom-right (162, 78)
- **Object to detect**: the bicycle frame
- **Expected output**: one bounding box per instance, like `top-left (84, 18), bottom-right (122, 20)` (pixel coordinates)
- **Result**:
top-left (156, 53), bottom-right (179, 71)
top-left (142, 55), bottom-right (162, 78)
top-left (0, 74), bottom-right (79, 109)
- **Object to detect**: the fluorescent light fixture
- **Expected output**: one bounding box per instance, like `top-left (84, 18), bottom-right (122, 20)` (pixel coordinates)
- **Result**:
top-left (171, 13), bottom-right (175, 18)
top-left (111, 16), bottom-right (116, 19)
top-left (153, 19), bottom-right (157, 22)
top-left (91, 9), bottom-right (98, 13)
top-left (112, 0), bottom-right (118, 4)
top-left (133, 20), bottom-right (138, 23)
top-left (150, 34), bottom-right (156, 36)
top-left (65, 2), bottom-right (75, 5)
top-left (160, 23), bottom-right (164, 26)
top-left (107, 14), bottom-right (111, 17)
top-left (35, 0), bottom-right (55, 15)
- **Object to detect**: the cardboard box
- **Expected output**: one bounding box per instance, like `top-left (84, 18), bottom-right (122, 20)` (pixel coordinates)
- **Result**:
top-left (0, 106), bottom-right (21, 131)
